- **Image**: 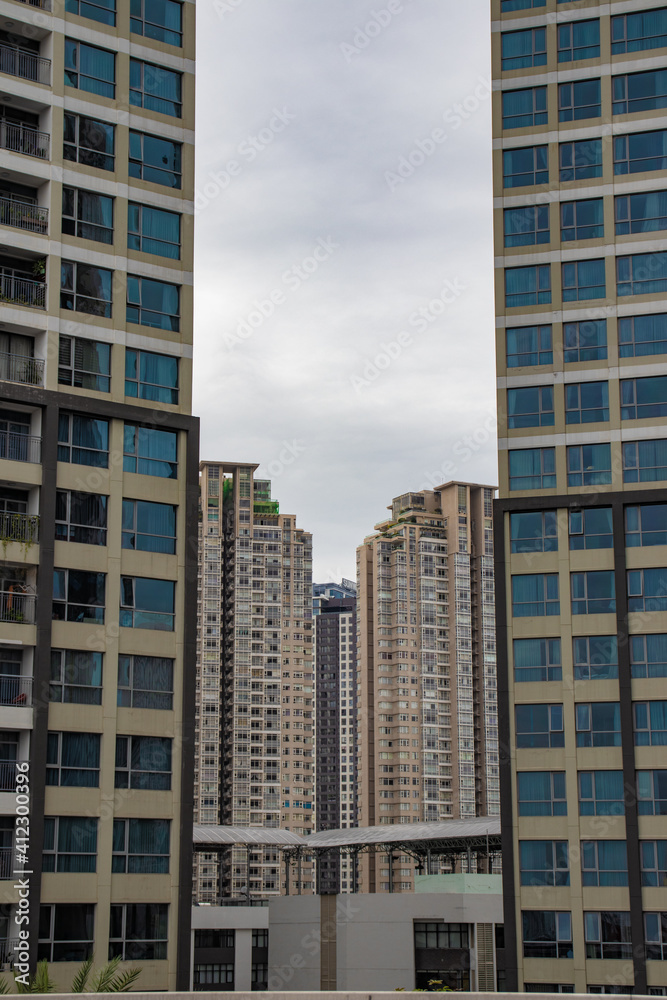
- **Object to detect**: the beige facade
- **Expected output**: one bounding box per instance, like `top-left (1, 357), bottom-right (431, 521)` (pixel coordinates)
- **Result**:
top-left (493, 0), bottom-right (667, 993)
top-left (356, 482), bottom-right (498, 892)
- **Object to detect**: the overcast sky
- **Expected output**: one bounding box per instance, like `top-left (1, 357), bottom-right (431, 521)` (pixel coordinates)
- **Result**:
top-left (193, 0), bottom-right (496, 582)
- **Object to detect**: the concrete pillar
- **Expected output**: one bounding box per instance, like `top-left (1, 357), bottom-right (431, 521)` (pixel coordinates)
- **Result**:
top-left (234, 928), bottom-right (253, 992)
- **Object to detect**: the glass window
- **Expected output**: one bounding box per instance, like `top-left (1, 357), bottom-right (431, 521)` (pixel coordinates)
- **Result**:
top-left (506, 324), bottom-right (552, 367)
top-left (509, 448), bottom-right (556, 490)
top-left (129, 59), bottom-right (182, 117)
top-left (195, 931), bottom-right (234, 949)
top-left (615, 129), bottom-right (667, 175)
top-left (635, 702), bottom-right (667, 746)
top-left (43, 817), bottom-right (97, 873)
top-left (194, 965), bottom-right (234, 987)
top-left (560, 139), bottom-right (602, 182)
top-left (63, 113), bottom-right (114, 171)
top-left (621, 376), bottom-right (667, 419)
top-left (503, 146), bottom-right (548, 188)
top-left (52, 569), bottom-right (105, 624)
top-left (561, 199), bottom-right (603, 241)
top-left (109, 903), bottom-right (168, 959)
top-left (123, 424), bottom-right (177, 478)
top-left (565, 382), bottom-right (609, 424)
top-left (130, 0), bottom-right (182, 46)
top-left (517, 771), bottom-right (567, 816)
top-left (58, 336), bottom-right (110, 392)
top-left (414, 923), bottom-right (469, 948)
top-left (501, 28), bottom-right (546, 71)
top-left (640, 841), bottom-right (667, 887)
top-left (522, 911), bottom-right (573, 958)
top-left (558, 19), bottom-right (599, 61)
top-left (128, 203), bottom-right (180, 259)
top-left (645, 913), bottom-right (667, 960)
top-left (115, 736), bottom-right (171, 790)
top-left (564, 319), bottom-right (607, 362)
top-left (55, 490), bottom-right (107, 545)
top-left (569, 508), bottom-right (613, 550)
top-left (117, 655), bottom-right (173, 710)
top-left (571, 571), bottom-right (616, 615)
top-left (612, 8), bottom-right (667, 54)
top-left (576, 703), bottom-right (622, 747)
top-left (38, 904), bottom-right (94, 962)
top-left (126, 275), bottom-right (179, 331)
top-left (502, 87), bottom-right (547, 129)
top-left (121, 499), bottom-right (175, 554)
top-left (46, 732), bottom-right (100, 787)
top-left (512, 574), bottom-right (560, 617)
top-left (628, 568), bottom-right (667, 612)
top-left (562, 259), bottom-right (606, 301)
top-left (129, 130), bottom-right (182, 188)
top-left (112, 818), bottom-right (169, 873)
top-left (614, 70), bottom-right (667, 115)
top-left (120, 576), bottom-right (175, 631)
top-left (514, 638), bottom-right (562, 682)
top-left (579, 771), bottom-right (625, 816)
top-left (516, 705), bottom-right (564, 748)
top-left (58, 412), bottom-right (109, 468)
top-left (567, 443), bottom-right (611, 487)
top-left (584, 912), bottom-right (632, 960)
top-left (630, 635), bottom-right (667, 679)
top-left (64, 40), bottom-right (115, 99)
top-left (507, 386), bottom-right (553, 427)
top-left (125, 349), bottom-right (178, 403)
top-left (520, 842), bottom-right (569, 886)
top-left (511, 511), bottom-right (558, 553)
top-left (623, 440), bottom-right (667, 483)
top-left (559, 79), bottom-right (601, 122)
top-left (505, 264), bottom-right (551, 307)
top-left (502, 0), bottom-right (546, 8)
top-left (638, 771), bottom-right (667, 815)
top-left (573, 636), bottom-right (618, 680)
top-left (50, 649), bottom-right (102, 705)
top-left (616, 191), bottom-right (667, 236)
top-left (619, 314), bottom-right (667, 357)
top-left (65, 0), bottom-right (115, 24)
top-left (626, 504), bottom-right (667, 547)
top-left (60, 261), bottom-right (112, 318)
top-left (252, 929), bottom-right (268, 948)
top-left (504, 206), bottom-right (549, 247)
top-left (62, 187), bottom-right (113, 244)
top-left (581, 842), bottom-right (628, 887)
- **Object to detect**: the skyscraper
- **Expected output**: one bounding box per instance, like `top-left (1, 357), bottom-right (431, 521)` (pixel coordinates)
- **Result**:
top-left (194, 462), bottom-right (314, 901)
top-left (356, 481), bottom-right (498, 892)
top-left (0, 0), bottom-right (197, 988)
top-left (493, 1), bottom-right (667, 992)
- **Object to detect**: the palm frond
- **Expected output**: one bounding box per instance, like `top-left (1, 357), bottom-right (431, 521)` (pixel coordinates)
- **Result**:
top-left (105, 968), bottom-right (141, 993)
top-left (90, 957), bottom-right (123, 993)
top-left (0, 974), bottom-right (12, 994)
top-left (70, 959), bottom-right (93, 994)
top-left (29, 962), bottom-right (56, 994)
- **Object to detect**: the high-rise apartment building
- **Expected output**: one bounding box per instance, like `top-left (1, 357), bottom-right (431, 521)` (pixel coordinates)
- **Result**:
top-left (314, 582), bottom-right (358, 894)
top-left (356, 481), bottom-right (498, 892)
top-left (493, 1), bottom-right (667, 992)
top-left (0, 0), bottom-right (197, 988)
top-left (194, 463), bottom-right (314, 901)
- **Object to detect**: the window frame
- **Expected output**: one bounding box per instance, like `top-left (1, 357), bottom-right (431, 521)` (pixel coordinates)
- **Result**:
top-left (49, 649), bottom-right (103, 705)
top-left (515, 704), bottom-right (565, 749)
top-left (564, 319), bottom-right (607, 363)
top-left (60, 260), bottom-right (113, 318)
top-left (64, 39), bottom-right (115, 98)
top-left (109, 903), bottom-right (168, 960)
top-left (122, 423), bottom-right (178, 479)
top-left (52, 568), bottom-right (106, 624)
top-left (46, 731), bottom-right (100, 787)
top-left (119, 575), bottom-right (175, 631)
top-left (55, 490), bottom-right (107, 546)
top-left (115, 735), bottom-right (172, 791)
top-left (576, 702), bottom-right (622, 747)
top-left (38, 904), bottom-right (94, 963)
top-left (117, 654), bottom-right (174, 710)
top-left (62, 186), bottom-right (113, 245)
top-left (571, 570), bottom-right (616, 616)
top-left (129, 58), bottom-right (182, 118)
top-left (124, 348), bottom-right (178, 403)
top-left (63, 113), bottom-right (115, 172)
top-left (42, 816), bottom-right (97, 873)
top-left (112, 818), bottom-right (170, 873)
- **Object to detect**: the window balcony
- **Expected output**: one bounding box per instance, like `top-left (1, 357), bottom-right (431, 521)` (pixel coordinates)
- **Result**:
top-left (0, 45), bottom-right (50, 86)
top-left (0, 198), bottom-right (48, 235)
top-left (0, 120), bottom-right (49, 159)
top-left (0, 511), bottom-right (39, 543)
top-left (0, 589), bottom-right (35, 623)
top-left (0, 265), bottom-right (45, 309)
top-left (0, 352), bottom-right (44, 386)
top-left (0, 848), bottom-right (10, 879)
top-left (0, 431), bottom-right (41, 463)
top-left (0, 761), bottom-right (27, 792)
top-left (0, 675), bottom-right (31, 706)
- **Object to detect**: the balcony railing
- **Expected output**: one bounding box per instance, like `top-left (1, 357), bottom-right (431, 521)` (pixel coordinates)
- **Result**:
top-left (0, 352), bottom-right (44, 386)
top-left (0, 589), bottom-right (35, 624)
top-left (0, 120), bottom-right (49, 159)
top-left (0, 273), bottom-right (45, 309)
top-left (0, 939), bottom-right (19, 969)
top-left (0, 849), bottom-right (11, 879)
top-left (0, 431), bottom-right (41, 463)
top-left (0, 761), bottom-right (26, 792)
top-left (0, 511), bottom-right (39, 544)
top-left (0, 198), bottom-right (48, 235)
top-left (0, 44), bottom-right (50, 85)
top-left (0, 675), bottom-right (32, 706)
top-left (13, 0), bottom-right (51, 9)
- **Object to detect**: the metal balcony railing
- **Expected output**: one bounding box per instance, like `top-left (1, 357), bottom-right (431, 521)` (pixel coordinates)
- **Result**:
top-left (0, 849), bottom-right (11, 880)
top-left (0, 589), bottom-right (35, 624)
top-left (13, 0), bottom-right (51, 9)
top-left (0, 431), bottom-right (41, 463)
top-left (0, 675), bottom-right (32, 706)
top-left (0, 761), bottom-right (26, 792)
top-left (0, 352), bottom-right (44, 385)
top-left (0, 44), bottom-right (50, 85)
top-left (0, 938), bottom-right (19, 969)
top-left (0, 198), bottom-right (48, 235)
top-left (0, 511), bottom-right (39, 543)
top-left (0, 120), bottom-right (49, 159)
top-left (0, 273), bottom-right (45, 309)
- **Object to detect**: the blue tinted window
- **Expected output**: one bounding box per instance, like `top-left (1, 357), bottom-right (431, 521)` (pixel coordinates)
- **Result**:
top-left (569, 508), bottom-right (613, 550)
top-left (619, 314), bottom-right (667, 357)
top-left (576, 702), bottom-right (621, 746)
top-left (518, 771), bottom-right (567, 816)
top-left (565, 382), bottom-right (609, 424)
top-left (612, 8), bottom-right (667, 54)
top-left (512, 574), bottom-right (560, 618)
top-left (509, 448), bottom-right (556, 490)
top-left (567, 443), bottom-right (611, 487)
top-left (508, 386), bottom-right (554, 427)
top-left (558, 19), bottom-right (599, 61)
top-left (504, 205), bottom-right (549, 247)
top-left (506, 325), bottom-right (552, 367)
top-left (621, 376), bottom-right (667, 420)
top-left (571, 571), bottom-right (616, 615)
top-left (616, 190), bottom-right (667, 235)
top-left (516, 704), bottom-right (564, 748)
top-left (579, 771), bottom-right (624, 815)
top-left (514, 638), bottom-right (561, 682)
top-left (511, 511), bottom-right (558, 553)
top-left (505, 265), bottom-right (551, 307)
top-left (564, 319), bottom-right (607, 362)
top-left (613, 69), bottom-right (667, 115)
top-left (615, 129), bottom-right (667, 174)
top-left (560, 139), bottom-right (602, 182)
top-left (503, 87), bottom-right (547, 129)
top-left (573, 636), bottom-right (618, 680)
top-left (64, 40), bottom-right (115, 98)
top-left (623, 440), bottom-right (667, 483)
top-left (503, 145), bottom-right (548, 187)
top-left (502, 28), bottom-right (546, 71)
top-left (559, 79), bottom-right (601, 121)
top-left (561, 198), bottom-right (603, 241)
top-left (562, 259), bottom-right (606, 301)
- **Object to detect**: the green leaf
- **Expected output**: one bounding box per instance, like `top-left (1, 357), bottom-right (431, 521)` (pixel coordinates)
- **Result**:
top-left (70, 959), bottom-right (93, 994)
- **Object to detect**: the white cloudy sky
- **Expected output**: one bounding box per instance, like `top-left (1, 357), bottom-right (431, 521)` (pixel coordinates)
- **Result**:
top-left (193, 0), bottom-right (497, 582)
